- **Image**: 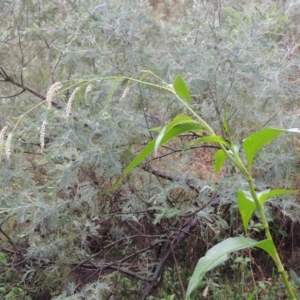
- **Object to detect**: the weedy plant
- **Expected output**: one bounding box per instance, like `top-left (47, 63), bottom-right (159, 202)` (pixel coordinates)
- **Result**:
top-left (116, 74), bottom-right (299, 299)
top-left (2, 1), bottom-right (300, 299)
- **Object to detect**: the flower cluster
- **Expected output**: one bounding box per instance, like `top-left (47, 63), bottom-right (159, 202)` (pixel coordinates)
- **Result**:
top-left (40, 120), bottom-right (47, 153)
top-left (120, 87), bottom-right (129, 101)
top-left (85, 84), bottom-right (92, 98)
top-left (46, 82), bottom-right (62, 109)
top-left (5, 133), bottom-right (12, 160)
top-left (66, 87), bottom-right (80, 121)
top-left (0, 126), bottom-right (8, 151)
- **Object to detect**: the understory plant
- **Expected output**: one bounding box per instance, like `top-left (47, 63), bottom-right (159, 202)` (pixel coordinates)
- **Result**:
top-left (1, 1), bottom-right (300, 299)
top-left (116, 74), bottom-right (299, 299)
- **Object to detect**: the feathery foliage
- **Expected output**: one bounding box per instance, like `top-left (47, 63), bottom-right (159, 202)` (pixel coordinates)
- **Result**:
top-left (1, 0), bottom-right (300, 299)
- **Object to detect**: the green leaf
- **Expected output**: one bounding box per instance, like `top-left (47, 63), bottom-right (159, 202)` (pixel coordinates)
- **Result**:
top-left (237, 190), bottom-right (256, 231)
top-left (258, 189), bottom-right (298, 206)
top-left (247, 287), bottom-right (259, 300)
top-left (164, 115), bottom-right (200, 132)
top-left (173, 75), bottom-right (191, 103)
top-left (255, 239), bottom-right (277, 262)
top-left (104, 76), bottom-right (124, 110)
top-left (243, 128), bottom-right (300, 168)
top-left (192, 135), bottom-right (229, 146)
top-left (214, 149), bottom-right (227, 173)
top-left (149, 126), bottom-right (163, 132)
top-left (237, 189), bottom-right (298, 231)
top-left (116, 115), bottom-right (203, 187)
top-left (243, 128), bottom-right (284, 168)
top-left (154, 126), bottom-right (166, 156)
top-left (222, 108), bottom-right (231, 138)
top-left (186, 237), bottom-right (259, 298)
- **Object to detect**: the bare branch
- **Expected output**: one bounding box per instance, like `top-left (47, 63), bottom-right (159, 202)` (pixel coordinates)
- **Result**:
top-left (142, 164), bottom-right (201, 193)
top-left (141, 215), bottom-right (199, 299)
top-left (0, 89), bottom-right (25, 99)
top-left (0, 225), bottom-right (21, 255)
top-left (0, 67), bottom-right (46, 100)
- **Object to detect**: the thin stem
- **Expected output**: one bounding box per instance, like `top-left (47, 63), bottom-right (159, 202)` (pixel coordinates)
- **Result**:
top-left (168, 236), bottom-right (186, 300)
top-left (0, 225), bottom-right (19, 254)
top-left (247, 179), bottom-right (271, 239)
top-left (247, 179), bottom-right (296, 299)
top-left (171, 85), bottom-right (296, 298)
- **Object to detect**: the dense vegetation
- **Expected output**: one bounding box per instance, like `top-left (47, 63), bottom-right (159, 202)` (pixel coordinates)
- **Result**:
top-left (1, 0), bottom-right (300, 299)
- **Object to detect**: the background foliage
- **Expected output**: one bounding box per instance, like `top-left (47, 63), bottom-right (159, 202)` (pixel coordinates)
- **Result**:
top-left (1, 0), bottom-right (300, 299)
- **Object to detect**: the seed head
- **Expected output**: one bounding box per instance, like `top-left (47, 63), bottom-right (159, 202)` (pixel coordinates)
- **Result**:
top-left (120, 87), bottom-right (129, 101)
top-left (0, 126), bottom-right (8, 151)
top-left (66, 87), bottom-right (80, 121)
top-left (85, 84), bottom-right (92, 96)
top-left (85, 84), bottom-right (92, 103)
top-left (5, 133), bottom-right (12, 160)
top-left (46, 82), bottom-right (62, 109)
top-left (40, 121), bottom-right (46, 153)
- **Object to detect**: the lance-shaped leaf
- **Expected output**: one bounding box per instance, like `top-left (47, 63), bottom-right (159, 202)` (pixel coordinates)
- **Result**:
top-left (215, 149), bottom-right (227, 173)
top-left (116, 115), bottom-right (204, 187)
top-left (238, 189), bottom-right (298, 231)
top-left (154, 126), bottom-right (166, 156)
top-left (149, 126), bottom-right (163, 132)
top-left (186, 237), bottom-right (260, 298)
top-left (255, 239), bottom-right (277, 262)
top-left (237, 190), bottom-right (256, 231)
top-left (243, 128), bottom-right (300, 168)
top-left (191, 135), bottom-right (229, 146)
top-left (173, 75), bottom-right (191, 103)
top-left (258, 189), bottom-right (298, 206)
top-left (105, 76), bottom-right (124, 109)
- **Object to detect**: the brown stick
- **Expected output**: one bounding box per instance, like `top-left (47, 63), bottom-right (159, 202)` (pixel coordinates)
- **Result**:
top-left (0, 67), bottom-right (46, 100)
top-left (142, 164), bottom-right (201, 193)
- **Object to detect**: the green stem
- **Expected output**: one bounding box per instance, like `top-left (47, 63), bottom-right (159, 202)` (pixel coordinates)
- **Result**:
top-left (164, 76), bottom-right (297, 298)
top-left (179, 95), bottom-right (296, 298)
top-left (247, 178), bottom-right (296, 299)
top-left (114, 73), bottom-right (296, 298)
top-left (247, 179), bottom-right (271, 239)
